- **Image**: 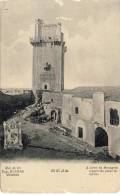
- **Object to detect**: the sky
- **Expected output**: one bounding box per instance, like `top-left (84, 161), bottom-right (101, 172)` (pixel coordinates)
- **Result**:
top-left (1, 0), bottom-right (120, 89)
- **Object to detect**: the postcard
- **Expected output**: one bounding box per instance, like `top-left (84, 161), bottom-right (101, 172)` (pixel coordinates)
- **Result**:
top-left (0, 0), bottom-right (120, 193)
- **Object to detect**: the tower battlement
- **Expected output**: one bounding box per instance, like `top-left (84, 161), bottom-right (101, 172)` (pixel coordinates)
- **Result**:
top-left (30, 19), bottom-right (62, 44)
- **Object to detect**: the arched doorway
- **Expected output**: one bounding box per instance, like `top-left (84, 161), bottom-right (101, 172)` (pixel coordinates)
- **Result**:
top-left (95, 127), bottom-right (108, 147)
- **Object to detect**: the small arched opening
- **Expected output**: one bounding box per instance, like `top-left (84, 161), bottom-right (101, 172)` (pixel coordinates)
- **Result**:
top-left (95, 127), bottom-right (108, 147)
top-left (42, 83), bottom-right (50, 91)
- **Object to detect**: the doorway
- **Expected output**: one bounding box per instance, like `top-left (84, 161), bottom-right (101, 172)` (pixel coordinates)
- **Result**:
top-left (95, 127), bottom-right (108, 147)
top-left (78, 127), bottom-right (83, 139)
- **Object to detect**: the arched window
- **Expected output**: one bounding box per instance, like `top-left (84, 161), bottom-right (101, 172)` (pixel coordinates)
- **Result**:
top-left (110, 108), bottom-right (119, 126)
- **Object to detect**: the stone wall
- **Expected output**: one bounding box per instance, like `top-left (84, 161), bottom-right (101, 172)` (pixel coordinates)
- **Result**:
top-left (62, 93), bottom-right (120, 155)
top-left (35, 19), bottom-right (61, 41)
top-left (31, 20), bottom-right (66, 95)
top-left (62, 94), bottom-right (94, 145)
top-left (93, 92), bottom-right (105, 124)
top-left (42, 91), bottom-right (63, 108)
top-left (105, 101), bottom-right (120, 156)
top-left (61, 94), bottom-right (72, 128)
top-left (71, 97), bottom-right (93, 121)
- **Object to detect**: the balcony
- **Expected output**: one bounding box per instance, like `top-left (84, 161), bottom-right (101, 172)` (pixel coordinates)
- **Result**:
top-left (30, 37), bottom-right (43, 45)
top-left (30, 37), bottom-right (63, 46)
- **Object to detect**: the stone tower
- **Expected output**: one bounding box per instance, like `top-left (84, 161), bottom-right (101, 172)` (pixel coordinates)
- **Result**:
top-left (30, 19), bottom-right (66, 103)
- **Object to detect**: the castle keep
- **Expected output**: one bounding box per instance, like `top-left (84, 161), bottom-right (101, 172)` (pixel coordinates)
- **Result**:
top-left (30, 19), bottom-right (66, 107)
top-left (31, 19), bottom-right (120, 158)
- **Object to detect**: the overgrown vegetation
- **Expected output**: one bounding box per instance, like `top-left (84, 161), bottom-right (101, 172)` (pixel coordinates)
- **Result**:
top-left (0, 91), bottom-right (35, 124)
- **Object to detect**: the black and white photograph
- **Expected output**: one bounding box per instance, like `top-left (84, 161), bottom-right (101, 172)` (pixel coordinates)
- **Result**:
top-left (0, 0), bottom-right (120, 164)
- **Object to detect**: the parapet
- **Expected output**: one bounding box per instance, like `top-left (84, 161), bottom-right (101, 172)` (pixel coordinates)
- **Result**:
top-left (30, 19), bottom-right (63, 44)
